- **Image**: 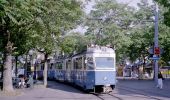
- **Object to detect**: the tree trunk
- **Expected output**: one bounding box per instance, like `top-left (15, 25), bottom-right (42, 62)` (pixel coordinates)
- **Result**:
top-left (43, 53), bottom-right (48, 87)
top-left (43, 60), bottom-right (48, 87)
top-left (3, 53), bottom-right (14, 92)
top-left (3, 39), bottom-right (14, 93)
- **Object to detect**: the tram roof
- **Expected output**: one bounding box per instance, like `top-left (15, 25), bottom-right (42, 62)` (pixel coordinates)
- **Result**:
top-left (71, 46), bottom-right (115, 57)
top-left (56, 45), bottom-right (115, 59)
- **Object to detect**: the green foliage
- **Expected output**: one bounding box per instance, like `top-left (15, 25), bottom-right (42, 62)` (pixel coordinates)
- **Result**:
top-left (156, 0), bottom-right (170, 27)
top-left (0, 0), bottom-right (44, 55)
top-left (158, 24), bottom-right (170, 64)
top-left (0, 0), bottom-right (83, 56)
top-left (84, 0), bottom-right (134, 61)
top-left (127, 0), bottom-right (170, 64)
top-left (0, 0), bottom-right (83, 92)
top-left (127, 25), bottom-right (154, 61)
top-left (31, 0), bottom-right (83, 55)
top-left (60, 32), bottom-right (87, 55)
top-left (124, 0), bottom-right (155, 62)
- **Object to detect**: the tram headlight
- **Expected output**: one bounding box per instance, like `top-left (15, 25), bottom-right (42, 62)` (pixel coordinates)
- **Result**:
top-left (103, 76), bottom-right (108, 80)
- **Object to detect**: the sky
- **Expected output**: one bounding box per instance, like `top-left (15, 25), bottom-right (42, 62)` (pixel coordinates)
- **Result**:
top-left (84, 0), bottom-right (141, 14)
top-left (118, 0), bottom-right (153, 7)
top-left (84, 0), bottom-right (153, 14)
top-left (118, 0), bottom-right (140, 7)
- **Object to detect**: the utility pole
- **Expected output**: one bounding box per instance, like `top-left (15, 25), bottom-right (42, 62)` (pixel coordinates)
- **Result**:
top-left (154, 2), bottom-right (159, 83)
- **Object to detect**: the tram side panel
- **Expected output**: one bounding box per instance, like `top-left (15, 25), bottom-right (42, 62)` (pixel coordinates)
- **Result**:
top-left (55, 60), bottom-right (65, 82)
top-left (65, 58), bottom-right (73, 83)
top-left (72, 56), bottom-right (85, 87)
top-left (84, 70), bottom-right (95, 90)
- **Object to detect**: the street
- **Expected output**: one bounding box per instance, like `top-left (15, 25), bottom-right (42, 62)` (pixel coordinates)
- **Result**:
top-left (0, 79), bottom-right (170, 100)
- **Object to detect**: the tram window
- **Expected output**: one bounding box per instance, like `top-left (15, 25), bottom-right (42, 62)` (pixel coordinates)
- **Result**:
top-left (78, 57), bottom-right (83, 69)
top-left (86, 57), bottom-right (94, 69)
top-left (74, 57), bottom-right (83, 69)
top-left (73, 60), bottom-right (78, 69)
top-left (56, 62), bottom-right (62, 69)
top-left (95, 57), bottom-right (114, 68)
top-left (66, 60), bottom-right (71, 70)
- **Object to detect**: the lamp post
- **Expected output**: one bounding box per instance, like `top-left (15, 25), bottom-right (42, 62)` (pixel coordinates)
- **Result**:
top-left (29, 49), bottom-right (34, 77)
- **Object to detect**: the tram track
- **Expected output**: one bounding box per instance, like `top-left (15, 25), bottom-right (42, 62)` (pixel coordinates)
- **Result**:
top-left (92, 93), bottom-right (123, 100)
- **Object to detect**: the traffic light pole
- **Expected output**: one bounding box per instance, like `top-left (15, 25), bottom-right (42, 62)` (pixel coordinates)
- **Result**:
top-left (154, 2), bottom-right (159, 83)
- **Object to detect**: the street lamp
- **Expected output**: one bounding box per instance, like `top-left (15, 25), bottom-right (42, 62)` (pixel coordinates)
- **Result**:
top-left (29, 49), bottom-right (34, 77)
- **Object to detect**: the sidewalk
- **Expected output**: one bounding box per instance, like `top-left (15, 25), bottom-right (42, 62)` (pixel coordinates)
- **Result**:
top-left (0, 81), bottom-right (91, 100)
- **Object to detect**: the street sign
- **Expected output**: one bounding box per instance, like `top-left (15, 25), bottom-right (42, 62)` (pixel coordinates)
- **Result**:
top-left (148, 47), bottom-right (163, 54)
top-left (149, 57), bottom-right (160, 60)
top-left (148, 47), bottom-right (154, 54)
top-left (149, 55), bottom-right (160, 60)
top-left (154, 47), bottom-right (160, 55)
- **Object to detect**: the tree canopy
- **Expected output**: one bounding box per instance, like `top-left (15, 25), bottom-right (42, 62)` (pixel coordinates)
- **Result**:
top-left (0, 0), bottom-right (83, 93)
top-left (156, 0), bottom-right (170, 27)
top-left (84, 0), bottom-right (135, 61)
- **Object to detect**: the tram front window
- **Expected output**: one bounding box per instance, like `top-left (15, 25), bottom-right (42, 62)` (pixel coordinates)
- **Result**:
top-left (95, 57), bottom-right (114, 68)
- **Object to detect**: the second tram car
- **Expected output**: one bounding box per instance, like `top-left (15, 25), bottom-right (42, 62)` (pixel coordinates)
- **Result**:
top-left (48, 45), bottom-right (116, 93)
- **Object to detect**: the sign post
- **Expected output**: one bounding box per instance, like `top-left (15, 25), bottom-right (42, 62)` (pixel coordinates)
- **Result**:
top-left (154, 2), bottom-right (159, 83)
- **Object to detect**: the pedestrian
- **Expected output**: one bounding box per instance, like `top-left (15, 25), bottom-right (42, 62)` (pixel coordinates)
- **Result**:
top-left (18, 76), bottom-right (25, 88)
top-left (157, 71), bottom-right (164, 89)
top-left (26, 75), bottom-right (33, 88)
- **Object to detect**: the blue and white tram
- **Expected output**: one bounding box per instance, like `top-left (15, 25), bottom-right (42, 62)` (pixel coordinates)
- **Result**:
top-left (48, 45), bottom-right (116, 93)
top-left (71, 45), bottom-right (116, 93)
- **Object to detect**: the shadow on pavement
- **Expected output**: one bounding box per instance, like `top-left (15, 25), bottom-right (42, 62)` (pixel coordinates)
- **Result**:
top-left (47, 81), bottom-right (85, 94)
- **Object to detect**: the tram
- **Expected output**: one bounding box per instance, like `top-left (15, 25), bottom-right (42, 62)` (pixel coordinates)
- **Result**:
top-left (48, 45), bottom-right (116, 93)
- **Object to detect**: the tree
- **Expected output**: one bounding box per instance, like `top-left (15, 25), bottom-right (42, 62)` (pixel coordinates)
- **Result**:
top-left (127, 0), bottom-right (170, 75)
top-left (154, 0), bottom-right (170, 65)
top-left (156, 0), bottom-right (170, 27)
top-left (126, 0), bottom-right (155, 62)
top-left (0, 0), bottom-right (44, 93)
top-left (0, 0), bottom-right (83, 93)
top-left (84, 0), bottom-right (135, 61)
top-left (59, 32), bottom-right (88, 55)
top-left (31, 0), bottom-right (83, 87)
top-left (158, 23), bottom-right (170, 65)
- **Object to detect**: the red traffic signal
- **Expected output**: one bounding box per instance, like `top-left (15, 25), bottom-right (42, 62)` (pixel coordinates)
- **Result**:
top-left (154, 47), bottom-right (160, 55)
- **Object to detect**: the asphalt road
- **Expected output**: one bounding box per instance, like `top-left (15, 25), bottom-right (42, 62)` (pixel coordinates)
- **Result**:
top-left (0, 79), bottom-right (170, 100)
